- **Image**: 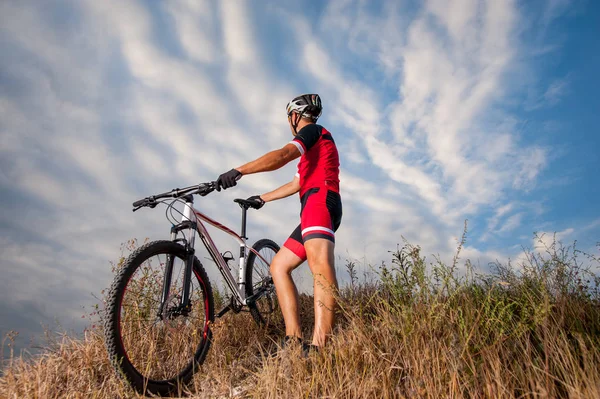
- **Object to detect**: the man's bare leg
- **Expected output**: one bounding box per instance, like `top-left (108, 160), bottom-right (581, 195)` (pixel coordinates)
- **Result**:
top-left (304, 238), bottom-right (337, 346)
top-left (270, 246), bottom-right (304, 338)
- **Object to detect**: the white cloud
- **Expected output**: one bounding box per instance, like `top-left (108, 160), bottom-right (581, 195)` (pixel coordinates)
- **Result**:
top-left (481, 203), bottom-right (514, 238)
top-left (526, 75), bottom-right (571, 110)
top-left (513, 147), bottom-right (547, 190)
top-left (392, 0), bottom-right (521, 211)
top-left (165, 0), bottom-right (218, 64)
top-left (363, 136), bottom-right (447, 218)
top-left (543, 77), bottom-right (570, 106)
top-left (341, 139), bottom-right (368, 165)
top-left (299, 41), bottom-right (381, 137)
top-left (498, 213), bottom-right (524, 233)
top-left (220, 1), bottom-right (258, 65)
top-left (582, 218), bottom-right (600, 233)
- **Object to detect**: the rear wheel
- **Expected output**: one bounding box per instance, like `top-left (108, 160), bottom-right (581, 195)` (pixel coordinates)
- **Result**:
top-left (104, 240), bottom-right (214, 396)
top-left (245, 239), bottom-right (280, 326)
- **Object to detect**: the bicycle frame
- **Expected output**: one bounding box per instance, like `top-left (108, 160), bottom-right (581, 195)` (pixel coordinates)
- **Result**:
top-left (164, 196), bottom-right (270, 313)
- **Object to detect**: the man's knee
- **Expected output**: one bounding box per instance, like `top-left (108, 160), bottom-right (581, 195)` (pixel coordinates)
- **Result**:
top-left (270, 246), bottom-right (303, 276)
top-left (270, 260), bottom-right (291, 277)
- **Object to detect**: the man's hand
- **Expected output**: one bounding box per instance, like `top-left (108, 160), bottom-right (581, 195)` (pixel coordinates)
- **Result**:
top-left (216, 169), bottom-right (242, 191)
top-left (246, 195), bottom-right (265, 209)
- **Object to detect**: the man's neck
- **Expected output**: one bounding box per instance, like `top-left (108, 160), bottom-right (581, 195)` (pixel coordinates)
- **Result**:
top-left (296, 120), bottom-right (314, 132)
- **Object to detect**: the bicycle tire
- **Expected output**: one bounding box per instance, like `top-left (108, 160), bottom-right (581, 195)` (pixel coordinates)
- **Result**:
top-left (104, 240), bottom-right (214, 396)
top-left (245, 238), bottom-right (280, 326)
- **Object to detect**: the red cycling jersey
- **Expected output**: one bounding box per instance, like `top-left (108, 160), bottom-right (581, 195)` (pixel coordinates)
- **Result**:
top-left (288, 124), bottom-right (340, 197)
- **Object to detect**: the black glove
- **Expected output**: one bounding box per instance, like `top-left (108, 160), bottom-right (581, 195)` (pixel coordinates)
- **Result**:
top-left (246, 195), bottom-right (265, 209)
top-left (216, 169), bottom-right (242, 191)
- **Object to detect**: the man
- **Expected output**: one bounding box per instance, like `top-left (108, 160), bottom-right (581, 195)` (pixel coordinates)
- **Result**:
top-left (216, 94), bottom-right (342, 350)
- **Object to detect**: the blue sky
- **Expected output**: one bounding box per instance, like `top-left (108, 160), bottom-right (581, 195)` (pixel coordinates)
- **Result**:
top-left (1, 0), bottom-right (598, 355)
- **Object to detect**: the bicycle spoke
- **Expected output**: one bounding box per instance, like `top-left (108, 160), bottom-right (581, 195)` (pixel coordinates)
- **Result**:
top-left (121, 319), bottom-right (161, 341)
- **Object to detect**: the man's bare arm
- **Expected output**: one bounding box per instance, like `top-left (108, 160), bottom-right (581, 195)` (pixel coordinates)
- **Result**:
top-left (261, 176), bottom-right (300, 202)
top-left (236, 143), bottom-right (300, 175)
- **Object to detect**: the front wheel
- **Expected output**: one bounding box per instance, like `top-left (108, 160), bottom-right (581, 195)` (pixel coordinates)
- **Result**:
top-left (104, 240), bottom-right (214, 396)
top-left (245, 239), bottom-right (280, 326)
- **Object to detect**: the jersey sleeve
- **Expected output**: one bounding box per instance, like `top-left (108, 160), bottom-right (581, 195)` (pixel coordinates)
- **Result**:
top-left (289, 124), bottom-right (321, 155)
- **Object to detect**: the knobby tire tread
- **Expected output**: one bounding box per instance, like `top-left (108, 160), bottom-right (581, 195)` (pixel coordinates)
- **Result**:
top-left (103, 240), bottom-right (214, 397)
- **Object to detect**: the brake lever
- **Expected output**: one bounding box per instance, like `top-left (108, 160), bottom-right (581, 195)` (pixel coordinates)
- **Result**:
top-left (132, 199), bottom-right (156, 212)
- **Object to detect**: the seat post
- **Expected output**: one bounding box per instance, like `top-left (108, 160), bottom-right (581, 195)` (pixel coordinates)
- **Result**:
top-left (240, 206), bottom-right (248, 240)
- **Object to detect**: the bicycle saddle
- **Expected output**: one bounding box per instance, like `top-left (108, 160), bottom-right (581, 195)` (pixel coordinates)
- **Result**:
top-left (234, 198), bottom-right (260, 209)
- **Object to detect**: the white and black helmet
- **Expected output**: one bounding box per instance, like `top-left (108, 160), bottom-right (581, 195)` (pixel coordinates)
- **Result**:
top-left (286, 94), bottom-right (322, 121)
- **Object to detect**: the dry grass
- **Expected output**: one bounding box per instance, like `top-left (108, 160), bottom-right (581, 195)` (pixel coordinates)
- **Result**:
top-left (2, 234), bottom-right (599, 398)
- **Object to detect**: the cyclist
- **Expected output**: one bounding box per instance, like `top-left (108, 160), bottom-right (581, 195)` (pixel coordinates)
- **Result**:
top-left (216, 93), bottom-right (342, 350)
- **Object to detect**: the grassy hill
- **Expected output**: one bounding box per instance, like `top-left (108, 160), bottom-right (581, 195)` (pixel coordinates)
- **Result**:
top-left (1, 235), bottom-right (599, 398)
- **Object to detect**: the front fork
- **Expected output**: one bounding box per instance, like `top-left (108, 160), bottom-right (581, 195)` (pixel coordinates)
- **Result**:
top-left (157, 251), bottom-right (175, 319)
top-left (158, 210), bottom-right (197, 320)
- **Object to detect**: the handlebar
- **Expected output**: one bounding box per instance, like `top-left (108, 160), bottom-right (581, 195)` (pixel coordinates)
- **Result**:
top-left (132, 181), bottom-right (217, 211)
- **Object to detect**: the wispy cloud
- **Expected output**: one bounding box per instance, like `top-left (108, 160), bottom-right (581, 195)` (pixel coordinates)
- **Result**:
top-left (166, 0), bottom-right (219, 64)
top-left (543, 77), bottom-right (570, 106)
top-left (480, 203), bottom-right (515, 242)
top-left (526, 75), bottom-right (571, 110)
top-left (498, 213), bottom-right (524, 234)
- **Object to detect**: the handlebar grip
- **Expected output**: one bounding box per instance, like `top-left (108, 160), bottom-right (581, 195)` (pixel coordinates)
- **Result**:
top-left (132, 198), bottom-right (147, 207)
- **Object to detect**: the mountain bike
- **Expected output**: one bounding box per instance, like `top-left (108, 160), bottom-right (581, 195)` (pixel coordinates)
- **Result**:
top-left (104, 181), bottom-right (280, 396)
